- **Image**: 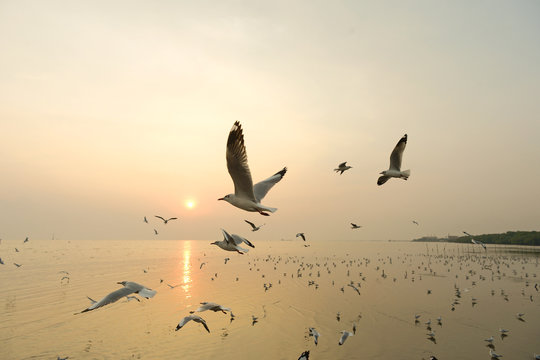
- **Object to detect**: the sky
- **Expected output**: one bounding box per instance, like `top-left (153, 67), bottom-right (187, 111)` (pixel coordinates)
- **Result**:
top-left (1, 0), bottom-right (539, 241)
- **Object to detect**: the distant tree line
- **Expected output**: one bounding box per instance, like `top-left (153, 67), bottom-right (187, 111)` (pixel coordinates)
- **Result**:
top-left (412, 231), bottom-right (540, 246)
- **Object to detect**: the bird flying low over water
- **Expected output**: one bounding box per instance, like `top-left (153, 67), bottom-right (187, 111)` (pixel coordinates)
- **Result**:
top-left (471, 238), bottom-right (487, 250)
top-left (351, 223), bottom-right (362, 229)
top-left (175, 314), bottom-right (210, 333)
top-left (80, 281), bottom-right (156, 313)
top-left (412, 220), bottom-right (419, 225)
top-left (190, 302), bottom-right (231, 314)
top-left (219, 121), bottom-right (287, 216)
top-left (339, 331), bottom-right (353, 345)
top-left (211, 229), bottom-right (254, 254)
top-left (154, 216), bottom-right (178, 224)
top-left (298, 351), bottom-right (310, 360)
top-left (244, 220), bottom-right (264, 232)
top-left (334, 162), bottom-right (352, 175)
top-left (296, 233), bottom-right (306, 241)
top-left (309, 327), bottom-right (320, 345)
top-left (377, 134), bottom-right (410, 186)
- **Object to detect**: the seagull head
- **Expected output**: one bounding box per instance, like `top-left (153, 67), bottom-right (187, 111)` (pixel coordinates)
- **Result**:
top-left (218, 194), bottom-right (232, 202)
top-left (210, 241), bottom-right (219, 246)
top-left (117, 281), bottom-right (127, 286)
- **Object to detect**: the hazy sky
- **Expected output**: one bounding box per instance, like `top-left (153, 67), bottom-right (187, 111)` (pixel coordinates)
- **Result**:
top-left (1, 0), bottom-right (539, 241)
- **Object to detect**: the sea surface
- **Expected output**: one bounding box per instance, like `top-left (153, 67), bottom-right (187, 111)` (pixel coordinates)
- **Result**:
top-left (1, 240), bottom-right (539, 359)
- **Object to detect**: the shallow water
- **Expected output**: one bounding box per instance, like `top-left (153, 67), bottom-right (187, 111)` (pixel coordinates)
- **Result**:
top-left (1, 240), bottom-right (539, 359)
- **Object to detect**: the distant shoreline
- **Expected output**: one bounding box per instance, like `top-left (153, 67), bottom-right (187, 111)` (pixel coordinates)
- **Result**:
top-left (412, 231), bottom-right (540, 246)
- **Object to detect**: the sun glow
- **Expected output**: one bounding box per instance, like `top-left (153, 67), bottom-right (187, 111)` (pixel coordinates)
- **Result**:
top-left (186, 200), bottom-right (195, 209)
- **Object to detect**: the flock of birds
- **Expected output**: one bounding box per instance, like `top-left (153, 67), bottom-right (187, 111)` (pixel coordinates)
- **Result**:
top-left (2, 121), bottom-right (538, 359)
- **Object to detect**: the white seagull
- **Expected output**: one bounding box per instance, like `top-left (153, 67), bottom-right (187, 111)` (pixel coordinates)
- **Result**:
top-left (339, 331), bottom-right (353, 345)
top-left (309, 327), bottom-right (320, 345)
top-left (350, 223), bottom-right (362, 229)
top-left (190, 302), bottom-right (231, 314)
top-left (218, 121), bottom-right (287, 216)
top-left (489, 349), bottom-right (502, 359)
top-left (471, 238), bottom-right (487, 250)
top-left (244, 220), bottom-right (265, 232)
top-left (334, 162), bottom-right (352, 175)
top-left (155, 216), bottom-right (178, 224)
top-left (296, 233), bottom-right (306, 241)
top-left (80, 281), bottom-right (156, 313)
top-left (175, 314), bottom-right (210, 333)
top-left (211, 229), bottom-right (253, 254)
top-left (377, 134), bottom-right (410, 186)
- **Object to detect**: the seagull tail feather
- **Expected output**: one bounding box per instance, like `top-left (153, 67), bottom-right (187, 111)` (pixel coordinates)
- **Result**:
top-left (401, 169), bottom-right (410, 179)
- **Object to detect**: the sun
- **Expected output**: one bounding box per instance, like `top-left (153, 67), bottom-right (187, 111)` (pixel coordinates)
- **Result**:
top-left (185, 200), bottom-right (195, 209)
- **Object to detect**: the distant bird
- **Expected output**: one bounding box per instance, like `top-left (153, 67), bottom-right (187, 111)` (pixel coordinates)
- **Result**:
top-left (244, 220), bottom-right (265, 232)
top-left (190, 302), bottom-right (231, 314)
top-left (14, 263), bottom-right (22, 267)
top-left (200, 262), bottom-right (206, 269)
top-left (350, 223), bottom-right (362, 229)
top-left (427, 330), bottom-right (436, 338)
top-left (15, 248), bottom-right (19, 252)
top-left (377, 134), bottom-right (410, 185)
top-left (218, 121), bottom-right (287, 216)
top-left (224, 258), bottom-right (230, 264)
top-left (309, 327), bottom-right (320, 345)
top-left (80, 281), bottom-right (156, 313)
top-left (166, 283), bottom-right (181, 289)
top-left (463, 231), bottom-right (473, 237)
top-left (296, 233), bottom-right (306, 241)
top-left (516, 313), bottom-right (524, 320)
top-left (57, 357), bottom-right (69, 360)
top-left (429, 357), bottom-right (438, 360)
top-left (489, 349), bottom-right (502, 359)
top-left (352, 323), bottom-right (357, 335)
top-left (534, 354), bottom-right (540, 360)
top-left (23, 237), bottom-right (29, 243)
top-left (298, 351), bottom-right (310, 360)
top-left (175, 314), bottom-right (210, 333)
top-left (211, 229), bottom-right (253, 254)
top-left (153, 229), bottom-right (158, 235)
top-left (484, 336), bottom-right (494, 344)
top-left (334, 162), bottom-right (352, 175)
top-left (155, 216), bottom-right (178, 224)
top-left (0, 258), bottom-right (4, 265)
top-left (471, 238), bottom-right (487, 250)
top-left (412, 220), bottom-right (419, 226)
top-left (252, 315), bottom-right (258, 325)
top-left (339, 331), bottom-right (353, 345)
top-left (499, 328), bottom-right (509, 334)
top-left (143, 216), bottom-right (148, 223)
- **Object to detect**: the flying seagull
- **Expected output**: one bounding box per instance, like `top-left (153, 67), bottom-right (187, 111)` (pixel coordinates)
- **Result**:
top-left (80, 281), bottom-right (156, 313)
top-left (143, 216), bottom-right (148, 223)
top-left (334, 162), bottom-right (352, 175)
top-left (309, 327), bottom-right (320, 345)
top-left (377, 134), bottom-right (410, 186)
top-left (412, 220), bottom-right (419, 226)
top-left (463, 231), bottom-right (473, 237)
top-left (296, 233), bottom-right (306, 241)
top-left (24, 237), bottom-right (29, 243)
top-left (14, 263), bottom-right (22, 267)
top-left (244, 220), bottom-right (265, 232)
top-left (471, 238), bottom-right (487, 250)
top-left (211, 229), bottom-right (253, 254)
top-left (350, 223), bottom-right (362, 229)
top-left (218, 121), bottom-right (287, 216)
top-left (154, 229), bottom-right (158, 235)
top-left (189, 302), bottom-right (231, 314)
top-left (0, 258), bottom-right (4, 265)
top-left (155, 216), bottom-right (178, 224)
top-left (298, 351), bottom-right (310, 360)
top-left (339, 331), bottom-right (353, 345)
top-left (175, 314), bottom-right (210, 333)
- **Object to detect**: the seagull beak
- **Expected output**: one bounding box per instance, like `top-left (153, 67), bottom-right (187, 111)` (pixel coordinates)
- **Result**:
top-left (218, 197), bottom-right (224, 201)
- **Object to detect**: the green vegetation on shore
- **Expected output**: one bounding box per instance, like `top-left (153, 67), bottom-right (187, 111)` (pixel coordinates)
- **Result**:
top-left (412, 231), bottom-right (540, 246)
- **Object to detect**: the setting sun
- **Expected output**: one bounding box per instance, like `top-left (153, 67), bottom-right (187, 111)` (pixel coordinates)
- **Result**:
top-left (186, 200), bottom-right (195, 209)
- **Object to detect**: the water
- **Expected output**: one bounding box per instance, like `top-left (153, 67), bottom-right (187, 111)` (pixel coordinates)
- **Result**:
top-left (1, 240), bottom-right (539, 359)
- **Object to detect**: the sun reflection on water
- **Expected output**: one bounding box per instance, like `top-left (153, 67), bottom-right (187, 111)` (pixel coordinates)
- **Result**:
top-left (181, 241), bottom-right (192, 298)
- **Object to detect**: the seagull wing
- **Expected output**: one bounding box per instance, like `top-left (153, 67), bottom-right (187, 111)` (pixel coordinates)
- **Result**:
top-left (221, 229), bottom-right (235, 246)
top-left (377, 175), bottom-right (390, 186)
top-left (253, 167), bottom-right (287, 203)
top-left (296, 233), bottom-right (306, 241)
top-left (176, 315), bottom-right (194, 330)
top-left (167, 217), bottom-right (178, 222)
top-left (155, 215), bottom-right (166, 222)
top-left (82, 287), bottom-right (134, 312)
top-left (226, 121), bottom-right (256, 201)
top-left (389, 134), bottom-right (407, 171)
top-left (339, 162), bottom-right (347, 168)
top-left (244, 220), bottom-right (256, 229)
top-left (232, 234), bottom-right (255, 248)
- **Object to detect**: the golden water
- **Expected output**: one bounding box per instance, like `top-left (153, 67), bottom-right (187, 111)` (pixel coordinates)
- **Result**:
top-left (1, 240), bottom-right (539, 359)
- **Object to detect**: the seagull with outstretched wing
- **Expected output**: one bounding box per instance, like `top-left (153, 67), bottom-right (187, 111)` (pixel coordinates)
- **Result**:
top-left (377, 134), bottom-right (410, 186)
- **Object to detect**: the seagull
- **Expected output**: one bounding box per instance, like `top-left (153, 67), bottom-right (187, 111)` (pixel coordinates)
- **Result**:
top-left (412, 220), bottom-right (419, 226)
top-left (23, 237), bottom-right (29, 243)
top-left (218, 121), bottom-right (287, 216)
top-left (200, 262), bottom-right (206, 269)
top-left (499, 328), bottom-right (509, 334)
top-left (80, 281), bottom-right (156, 313)
top-left (309, 327), bottom-right (320, 345)
top-left (350, 223), bottom-right (362, 229)
top-left (377, 134), bottom-right (410, 186)
top-left (0, 258), bottom-right (4, 265)
top-left (533, 354), bottom-right (540, 360)
top-left (167, 283), bottom-right (181, 289)
top-left (14, 263), bottom-right (22, 267)
top-left (334, 162), bottom-right (352, 175)
top-left (471, 238), bottom-right (487, 250)
top-left (57, 356), bottom-right (69, 360)
top-left (224, 258), bottom-right (230, 264)
top-left (211, 229), bottom-right (253, 254)
top-left (143, 216), bottom-right (148, 223)
top-left (298, 351), bottom-right (310, 360)
top-left (175, 314), bottom-right (210, 333)
top-left (484, 336), bottom-right (494, 344)
top-left (516, 313), bottom-right (524, 320)
top-left (190, 302), bottom-right (231, 314)
top-left (244, 220), bottom-right (265, 232)
top-left (339, 331), bottom-right (353, 345)
top-left (463, 231), bottom-right (473, 237)
top-left (154, 216), bottom-right (178, 224)
top-left (153, 229), bottom-right (158, 235)
top-left (296, 233), bottom-right (306, 241)
top-left (489, 349), bottom-right (502, 358)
